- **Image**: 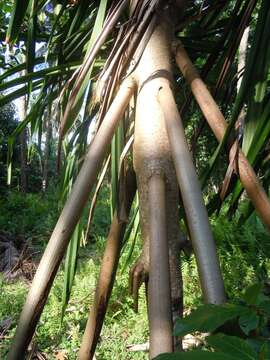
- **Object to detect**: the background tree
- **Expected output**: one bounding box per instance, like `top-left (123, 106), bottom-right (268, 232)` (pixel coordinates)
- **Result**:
top-left (0, 102), bottom-right (18, 191)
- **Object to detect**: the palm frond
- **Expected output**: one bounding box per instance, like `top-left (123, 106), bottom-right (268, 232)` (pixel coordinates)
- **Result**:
top-left (6, 0), bottom-right (30, 44)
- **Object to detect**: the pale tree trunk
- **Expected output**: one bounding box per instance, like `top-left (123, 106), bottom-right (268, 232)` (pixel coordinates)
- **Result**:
top-left (131, 2), bottom-right (186, 358)
top-left (42, 114), bottom-right (52, 192)
top-left (132, 2), bottom-right (225, 357)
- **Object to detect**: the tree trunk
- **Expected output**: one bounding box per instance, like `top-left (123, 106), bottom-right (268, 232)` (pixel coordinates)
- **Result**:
top-left (42, 114), bottom-right (52, 192)
top-left (132, 3), bottom-right (185, 355)
top-left (132, 3), bottom-right (226, 356)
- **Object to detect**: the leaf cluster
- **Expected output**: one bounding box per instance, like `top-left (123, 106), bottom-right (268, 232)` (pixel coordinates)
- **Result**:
top-left (156, 283), bottom-right (270, 360)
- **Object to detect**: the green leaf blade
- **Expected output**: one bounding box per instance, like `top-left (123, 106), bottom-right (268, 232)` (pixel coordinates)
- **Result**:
top-left (207, 334), bottom-right (258, 360)
top-left (174, 304), bottom-right (249, 337)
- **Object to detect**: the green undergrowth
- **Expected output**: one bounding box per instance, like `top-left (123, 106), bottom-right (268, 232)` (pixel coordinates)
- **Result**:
top-left (0, 186), bottom-right (59, 247)
top-left (182, 206), bottom-right (270, 309)
top-left (0, 188), bottom-right (270, 359)
top-left (0, 186), bottom-right (149, 359)
top-left (0, 241), bottom-right (149, 359)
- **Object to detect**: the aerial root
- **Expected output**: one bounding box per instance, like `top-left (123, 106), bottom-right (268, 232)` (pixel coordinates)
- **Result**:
top-left (129, 258), bottom-right (149, 312)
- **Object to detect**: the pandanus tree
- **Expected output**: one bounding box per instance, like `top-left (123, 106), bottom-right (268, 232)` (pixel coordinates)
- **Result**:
top-left (1, 0), bottom-right (270, 358)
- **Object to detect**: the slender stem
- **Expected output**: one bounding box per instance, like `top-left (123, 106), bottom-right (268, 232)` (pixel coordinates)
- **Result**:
top-left (59, 0), bottom-right (130, 137)
top-left (158, 81), bottom-right (226, 305)
top-left (78, 169), bottom-right (137, 360)
top-left (68, 0), bottom-right (129, 104)
top-left (148, 174), bottom-right (173, 359)
top-left (8, 78), bottom-right (135, 360)
top-left (174, 42), bottom-right (270, 231)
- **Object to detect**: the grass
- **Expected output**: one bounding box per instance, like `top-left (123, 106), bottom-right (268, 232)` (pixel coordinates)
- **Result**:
top-left (0, 188), bottom-right (270, 359)
top-left (0, 187), bottom-right (149, 359)
top-left (0, 244), bottom-right (149, 359)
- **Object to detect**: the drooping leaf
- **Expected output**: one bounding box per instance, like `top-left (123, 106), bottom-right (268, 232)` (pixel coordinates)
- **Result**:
top-left (0, 62), bottom-right (80, 92)
top-left (59, 0), bottom-right (109, 139)
top-left (6, 0), bottom-right (30, 44)
top-left (0, 80), bottom-right (43, 107)
top-left (207, 334), bottom-right (257, 360)
top-left (121, 202), bottom-right (140, 272)
top-left (242, 283), bottom-right (263, 306)
top-left (26, 0), bottom-right (37, 75)
top-left (239, 311), bottom-right (259, 336)
top-left (110, 121), bottom-right (124, 219)
top-left (83, 155), bottom-right (110, 244)
top-left (61, 222), bottom-right (81, 322)
top-left (174, 304), bottom-right (249, 337)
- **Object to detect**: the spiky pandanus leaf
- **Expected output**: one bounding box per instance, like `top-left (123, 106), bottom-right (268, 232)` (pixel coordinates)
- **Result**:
top-left (60, 144), bottom-right (85, 321)
top-left (228, 1), bottom-right (270, 209)
top-left (6, 0), bottom-right (31, 44)
top-left (58, 0), bottom-right (112, 140)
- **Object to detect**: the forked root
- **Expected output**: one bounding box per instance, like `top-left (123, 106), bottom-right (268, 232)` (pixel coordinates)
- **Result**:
top-left (129, 256), bottom-right (149, 313)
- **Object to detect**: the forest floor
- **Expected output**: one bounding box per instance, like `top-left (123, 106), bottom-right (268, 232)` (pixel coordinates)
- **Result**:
top-left (0, 187), bottom-right (269, 359)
